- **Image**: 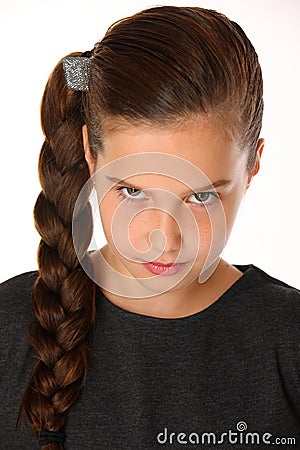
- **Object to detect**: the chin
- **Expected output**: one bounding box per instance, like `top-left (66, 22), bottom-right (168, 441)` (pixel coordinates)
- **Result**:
top-left (132, 268), bottom-right (198, 294)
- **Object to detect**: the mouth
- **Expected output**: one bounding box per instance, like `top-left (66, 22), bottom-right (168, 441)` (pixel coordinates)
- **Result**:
top-left (142, 260), bottom-right (187, 275)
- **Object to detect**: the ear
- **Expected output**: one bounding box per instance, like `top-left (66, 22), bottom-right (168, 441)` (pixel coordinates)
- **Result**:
top-left (82, 124), bottom-right (95, 176)
top-left (245, 138), bottom-right (265, 190)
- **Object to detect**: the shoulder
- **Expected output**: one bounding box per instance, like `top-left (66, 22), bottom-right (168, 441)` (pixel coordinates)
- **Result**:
top-left (235, 263), bottom-right (300, 302)
top-left (237, 264), bottom-right (300, 341)
top-left (249, 263), bottom-right (300, 305)
top-left (0, 272), bottom-right (39, 446)
top-left (0, 271), bottom-right (39, 313)
top-left (248, 266), bottom-right (300, 397)
top-left (0, 271), bottom-right (39, 344)
top-left (0, 270), bottom-right (39, 294)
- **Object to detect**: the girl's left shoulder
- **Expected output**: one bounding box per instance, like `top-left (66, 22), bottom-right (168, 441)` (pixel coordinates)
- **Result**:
top-left (246, 264), bottom-right (300, 337)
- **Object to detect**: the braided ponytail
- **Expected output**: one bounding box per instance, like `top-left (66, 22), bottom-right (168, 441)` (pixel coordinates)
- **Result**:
top-left (17, 53), bottom-right (96, 449)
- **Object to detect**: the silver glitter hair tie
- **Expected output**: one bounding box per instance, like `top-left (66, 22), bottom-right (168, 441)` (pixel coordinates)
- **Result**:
top-left (63, 50), bottom-right (93, 91)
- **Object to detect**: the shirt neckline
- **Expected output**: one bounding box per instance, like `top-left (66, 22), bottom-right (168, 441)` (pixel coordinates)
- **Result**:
top-left (96, 264), bottom-right (259, 324)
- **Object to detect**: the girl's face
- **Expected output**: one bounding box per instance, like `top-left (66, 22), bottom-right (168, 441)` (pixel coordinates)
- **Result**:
top-left (83, 118), bottom-right (263, 297)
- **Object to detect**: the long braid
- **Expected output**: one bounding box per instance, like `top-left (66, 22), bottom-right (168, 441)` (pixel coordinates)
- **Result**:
top-left (18, 54), bottom-right (96, 449)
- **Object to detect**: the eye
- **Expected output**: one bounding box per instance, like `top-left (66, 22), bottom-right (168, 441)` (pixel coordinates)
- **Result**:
top-left (188, 192), bottom-right (219, 206)
top-left (116, 186), bottom-right (147, 200)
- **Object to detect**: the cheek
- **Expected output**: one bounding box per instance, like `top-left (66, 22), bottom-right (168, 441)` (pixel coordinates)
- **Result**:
top-left (192, 204), bottom-right (228, 258)
top-left (195, 221), bottom-right (213, 255)
top-left (99, 197), bottom-right (149, 253)
top-left (222, 189), bottom-right (245, 234)
top-left (192, 205), bottom-right (213, 228)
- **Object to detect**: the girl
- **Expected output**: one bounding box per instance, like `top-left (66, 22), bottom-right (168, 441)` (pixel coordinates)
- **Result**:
top-left (1, 5), bottom-right (299, 449)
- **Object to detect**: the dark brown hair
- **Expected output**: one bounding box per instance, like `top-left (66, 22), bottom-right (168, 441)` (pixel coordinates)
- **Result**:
top-left (18, 5), bottom-right (263, 448)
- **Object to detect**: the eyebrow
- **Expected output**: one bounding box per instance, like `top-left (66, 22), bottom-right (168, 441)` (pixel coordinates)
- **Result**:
top-left (104, 176), bottom-right (232, 193)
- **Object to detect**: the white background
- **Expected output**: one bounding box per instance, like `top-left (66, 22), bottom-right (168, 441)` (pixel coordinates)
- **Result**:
top-left (0, 0), bottom-right (299, 288)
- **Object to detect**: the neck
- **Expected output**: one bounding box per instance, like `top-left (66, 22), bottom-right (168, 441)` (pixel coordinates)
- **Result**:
top-left (93, 248), bottom-right (243, 318)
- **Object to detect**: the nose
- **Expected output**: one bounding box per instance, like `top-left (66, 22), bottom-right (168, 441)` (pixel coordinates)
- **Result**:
top-left (149, 209), bottom-right (182, 255)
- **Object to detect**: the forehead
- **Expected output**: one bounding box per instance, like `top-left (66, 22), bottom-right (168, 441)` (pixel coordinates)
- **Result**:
top-left (97, 117), bottom-right (245, 177)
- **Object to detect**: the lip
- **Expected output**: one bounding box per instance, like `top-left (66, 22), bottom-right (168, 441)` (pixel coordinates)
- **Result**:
top-left (143, 261), bottom-right (187, 275)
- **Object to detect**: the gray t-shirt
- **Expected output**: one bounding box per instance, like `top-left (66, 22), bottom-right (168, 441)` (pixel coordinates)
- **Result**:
top-left (1, 264), bottom-right (300, 449)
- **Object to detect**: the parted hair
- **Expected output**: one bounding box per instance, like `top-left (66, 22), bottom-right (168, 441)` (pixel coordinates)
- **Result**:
top-left (17, 6), bottom-right (263, 449)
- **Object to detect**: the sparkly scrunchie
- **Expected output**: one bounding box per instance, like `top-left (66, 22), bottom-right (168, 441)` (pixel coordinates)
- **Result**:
top-left (63, 49), bottom-right (93, 91)
top-left (38, 430), bottom-right (66, 447)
